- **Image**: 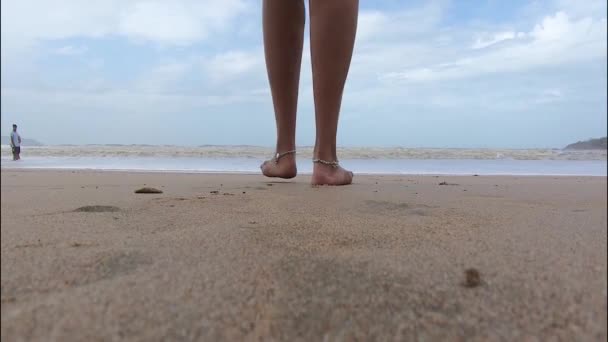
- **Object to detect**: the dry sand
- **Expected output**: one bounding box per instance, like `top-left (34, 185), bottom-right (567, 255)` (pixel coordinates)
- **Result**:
top-left (1, 170), bottom-right (606, 341)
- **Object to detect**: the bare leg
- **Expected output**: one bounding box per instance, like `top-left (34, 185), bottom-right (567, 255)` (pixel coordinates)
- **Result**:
top-left (260, 0), bottom-right (305, 179)
top-left (309, 0), bottom-right (358, 185)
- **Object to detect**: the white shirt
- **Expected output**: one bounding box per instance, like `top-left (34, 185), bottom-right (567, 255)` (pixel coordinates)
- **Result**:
top-left (10, 131), bottom-right (21, 147)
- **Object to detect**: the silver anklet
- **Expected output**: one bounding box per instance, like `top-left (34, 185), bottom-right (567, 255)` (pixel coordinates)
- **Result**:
top-left (312, 159), bottom-right (339, 168)
top-left (273, 150), bottom-right (296, 164)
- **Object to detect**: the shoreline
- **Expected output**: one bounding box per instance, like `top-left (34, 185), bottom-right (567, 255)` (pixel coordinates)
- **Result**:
top-left (2, 156), bottom-right (606, 177)
top-left (1, 166), bottom-right (607, 177)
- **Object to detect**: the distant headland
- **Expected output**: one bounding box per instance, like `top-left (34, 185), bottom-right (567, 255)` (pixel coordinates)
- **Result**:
top-left (1, 136), bottom-right (44, 146)
top-left (564, 137), bottom-right (607, 150)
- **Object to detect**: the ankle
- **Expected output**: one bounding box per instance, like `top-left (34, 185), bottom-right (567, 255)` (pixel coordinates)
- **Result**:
top-left (276, 142), bottom-right (296, 153)
top-left (313, 149), bottom-right (337, 161)
top-left (313, 140), bottom-right (337, 160)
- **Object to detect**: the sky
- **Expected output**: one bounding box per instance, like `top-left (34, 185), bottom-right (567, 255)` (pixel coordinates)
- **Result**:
top-left (1, 0), bottom-right (606, 148)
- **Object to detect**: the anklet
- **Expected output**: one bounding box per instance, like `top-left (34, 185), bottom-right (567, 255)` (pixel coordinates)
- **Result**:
top-left (312, 159), bottom-right (339, 168)
top-left (273, 150), bottom-right (296, 164)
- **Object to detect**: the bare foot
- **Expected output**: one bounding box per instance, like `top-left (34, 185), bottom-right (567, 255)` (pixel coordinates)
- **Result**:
top-left (311, 163), bottom-right (353, 186)
top-left (260, 154), bottom-right (297, 179)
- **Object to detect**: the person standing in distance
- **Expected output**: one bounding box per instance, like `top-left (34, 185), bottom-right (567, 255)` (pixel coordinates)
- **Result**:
top-left (10, 124), bottom-right (22, 161)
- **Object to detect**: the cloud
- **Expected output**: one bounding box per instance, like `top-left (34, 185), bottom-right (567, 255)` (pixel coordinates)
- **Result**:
top-left (536, 88), bottom-right (564, 104)
top-left (52, 45), bottom-right (88, 55)
top-left (356, 2), bottom-right (445, 43)
top-left (134, 61), bottom-right (194, 93)
top-left (202, 49), bottom-right (265, 83)
top-left (472, 31), bottom-right (525, 49)
top-left (118, 0), bottom-right (249, 45)
top-left (554, 0), bottom-right (607, 18)
top-left (382, 11), bottom-right (607, 82)
top-left (1, 0), bottom-right (250, 46)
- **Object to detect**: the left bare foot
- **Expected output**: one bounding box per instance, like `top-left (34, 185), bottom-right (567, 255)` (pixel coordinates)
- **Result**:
top-left (311, 162), bottom-right (353, 185)
top-left (260, 151), bottom-right (297, 179)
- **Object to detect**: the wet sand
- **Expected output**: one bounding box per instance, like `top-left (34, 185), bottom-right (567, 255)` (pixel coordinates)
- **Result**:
top-left (1, 170), bottom-right (606, 341)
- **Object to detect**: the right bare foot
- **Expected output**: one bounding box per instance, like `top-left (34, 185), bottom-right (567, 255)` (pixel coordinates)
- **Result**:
top-left (311, 162), bottom-right (353, 186)
top-left (260, 153), bottom-right (297, 179)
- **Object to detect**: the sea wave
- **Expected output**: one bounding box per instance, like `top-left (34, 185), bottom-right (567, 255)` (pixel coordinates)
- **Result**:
top-left (1, 144), bottom-right (606, 160)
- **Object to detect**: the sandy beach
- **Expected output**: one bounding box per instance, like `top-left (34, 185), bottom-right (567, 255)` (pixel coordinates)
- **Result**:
top-left (1, 170), bottom-right (606, 341)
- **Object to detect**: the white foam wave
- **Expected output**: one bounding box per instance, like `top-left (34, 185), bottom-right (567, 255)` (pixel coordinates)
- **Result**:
top-left (0, 144), bottom-right (605, 160)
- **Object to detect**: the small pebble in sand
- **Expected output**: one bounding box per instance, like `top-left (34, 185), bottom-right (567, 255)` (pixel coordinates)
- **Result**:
top-left (242, 191), bottom-right (246, 194)
top-left (463, 268), bottom-right (482, 288)
top-left (135, 187), bottom-right (163, 194)
top-left (210, 191), bottom-right (219, 194)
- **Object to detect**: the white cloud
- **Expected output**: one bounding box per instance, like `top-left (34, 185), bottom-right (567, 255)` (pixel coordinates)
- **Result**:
top-left (202, 49), bottom-right (264, 83)
top-left (1, 0), bottom-right (250, 47)
top-left (356, 11), bottom-right (390, 42)
top-left (134, 62), bottom-right (194, 93)
top-left (383, 11), bottom-right (607, 82)
top-left (118, 3), bottom-right (205, 45)
top-left (53, 45), bottom-right (87, 55)
top-left (472, 31), bottom-right (523, 49)
top-left (543, 89), bottom-right (563, 97)
top-left (356, 2), bottom-right (445, 44)
top-left (118, 0), bottom-right (249, 45)
top-left (555, 0), bottom-right (607, 19)
top-left (535, 88), bottom-right (564, 104)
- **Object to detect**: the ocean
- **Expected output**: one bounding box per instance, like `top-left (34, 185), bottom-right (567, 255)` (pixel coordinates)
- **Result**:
top-left (1, 145), bottom-right (606, 176)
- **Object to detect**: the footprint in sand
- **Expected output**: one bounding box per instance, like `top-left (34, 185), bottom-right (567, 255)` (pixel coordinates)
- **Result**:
top-left (364, 200), bottom-right (436, 215)
top-left (74, 205), bottom-right (120, 213)
top-left (364, 200), bottom-right (411, 211)
top-left (135, 187), bottom-right (163, 194)
top-left (439, 181), bottom-right (459, 186)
